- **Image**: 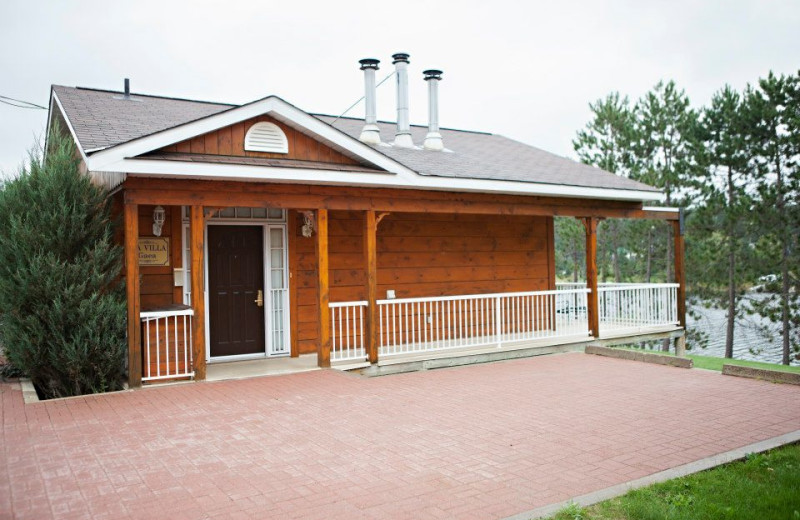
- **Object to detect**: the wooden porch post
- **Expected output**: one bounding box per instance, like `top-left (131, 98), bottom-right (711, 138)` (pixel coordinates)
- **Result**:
top-left (124, 202), bottom-right (142, 388)
top-left (673, 210), bottom-right (687, 329)
top-left (364, 210), bottom-right (378, 363)
top-left (190, 205), bottom-right (207, 380)
top-left (316, 209), bottom-right (331, 368)
top-left (584, 217), bottom-right (600, 338)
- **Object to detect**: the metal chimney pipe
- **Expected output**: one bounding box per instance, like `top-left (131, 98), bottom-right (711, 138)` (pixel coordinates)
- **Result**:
top-left (392, 53), bottom-right (414, 148)
top-left (123, 78), bottom-right (130, 99)
top-left (423, 69), bottom-right (444, 151)
top-left (358, 58), bottom-right (381, 145)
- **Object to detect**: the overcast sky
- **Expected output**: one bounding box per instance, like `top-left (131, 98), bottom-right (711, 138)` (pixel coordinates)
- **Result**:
top-left (0, 0), bottom-right (798, 176)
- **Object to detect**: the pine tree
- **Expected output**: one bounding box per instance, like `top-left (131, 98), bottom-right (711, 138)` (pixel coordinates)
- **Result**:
top-left (746, 72), bottom-right (800, 365)
top-left (632, 81), bottom-right (700, 282)
top-left (0, 130), bottom-right (127, 397)
top-left (692, 85), bottom-right (757, 358)
top-left (573, 92), bottom-right (636, 282)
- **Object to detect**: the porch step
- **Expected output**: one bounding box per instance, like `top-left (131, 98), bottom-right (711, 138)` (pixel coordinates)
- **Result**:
top-left (356, 342), bottom-right (587, 377)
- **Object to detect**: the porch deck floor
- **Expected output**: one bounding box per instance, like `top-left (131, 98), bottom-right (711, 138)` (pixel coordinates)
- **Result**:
top-left (2, 353), bottom-right (799, 520)
top-left (205, 354), bottom-right (319, 382)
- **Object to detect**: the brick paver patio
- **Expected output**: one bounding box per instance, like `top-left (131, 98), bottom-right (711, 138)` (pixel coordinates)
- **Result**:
top-left (2, 352), bottom-right (799, 520)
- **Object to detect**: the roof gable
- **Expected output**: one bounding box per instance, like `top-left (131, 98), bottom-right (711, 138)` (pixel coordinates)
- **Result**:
top-left (53, 87), bottom-right (411, 176)
top-left (155, 114), bottom-right (363, 167)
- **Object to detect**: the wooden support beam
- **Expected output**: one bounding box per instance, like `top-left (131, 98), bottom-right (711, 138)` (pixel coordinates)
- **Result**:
top-left (364, 210), bottom-right (378, 364)
top-left (124, 202), bottom-right (142, 388)
top-left (583, 217), bottom-right (600, 338)
top-left (190, 205), bottom-right (207, 380)
top-left (288, 210), bottom-right (299, 357)
top-left (673, 213), bottom-right (686, 329)
top-left (121, 179), bottom-right (654, 220)
top-left (125, 188), bottom-right (644, 219)
top-left (316, 209), bottom-right (331, 368)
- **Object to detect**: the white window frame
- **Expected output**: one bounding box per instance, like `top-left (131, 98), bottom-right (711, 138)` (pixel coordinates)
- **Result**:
top-left (181, 206), bottom-right (290, 361)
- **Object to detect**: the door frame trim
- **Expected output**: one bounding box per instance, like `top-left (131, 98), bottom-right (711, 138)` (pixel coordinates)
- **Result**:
top-left (203, 221), bottom-right (290, 363)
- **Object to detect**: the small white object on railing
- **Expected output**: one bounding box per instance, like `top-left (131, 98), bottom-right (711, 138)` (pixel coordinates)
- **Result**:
top-left (140, 308), bottom-right (194, 382)
top-left (329, 301), bottom-right (368, 362)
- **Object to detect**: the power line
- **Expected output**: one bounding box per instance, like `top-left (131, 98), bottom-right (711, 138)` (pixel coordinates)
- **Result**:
top-left (0, 95), bottom-right (47, 110)
top-left (330, 71), bottom-right (395, 126)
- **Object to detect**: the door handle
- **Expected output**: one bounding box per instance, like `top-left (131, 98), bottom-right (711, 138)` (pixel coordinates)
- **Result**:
top-left (255, 290), bottom-right (264, 307)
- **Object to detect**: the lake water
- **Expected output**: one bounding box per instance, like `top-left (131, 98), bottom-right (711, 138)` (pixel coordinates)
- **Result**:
top-left (686, 293), bottom-right (798, 366)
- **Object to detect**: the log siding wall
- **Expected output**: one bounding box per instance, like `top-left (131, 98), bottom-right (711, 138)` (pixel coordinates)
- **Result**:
top-left (138, 205), bottom-right (183, 310)
top-left (291, 210), bottom-right (554, 355)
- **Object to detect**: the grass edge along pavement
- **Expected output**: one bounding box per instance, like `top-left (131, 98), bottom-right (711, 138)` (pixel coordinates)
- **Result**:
top-left (547, 443), bottom-right (800, 520)
top-left (613, 346), bottom-right (800, 374)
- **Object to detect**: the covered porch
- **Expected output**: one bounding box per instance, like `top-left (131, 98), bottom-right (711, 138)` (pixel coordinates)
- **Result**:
top-left (121, 178), bottom-right (686, 387)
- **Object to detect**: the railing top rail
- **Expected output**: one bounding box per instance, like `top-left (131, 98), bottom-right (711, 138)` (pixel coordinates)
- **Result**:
top-left (557, 282), bottom-right (679, 287)
top-left (597, 283), bottom-right (680, 291)
top-left (140, 309), bottom-right (195, 319)
top-left (329, 300), bottom-right (369, 308)
top-left (376, 288), bottom-right (590, 305)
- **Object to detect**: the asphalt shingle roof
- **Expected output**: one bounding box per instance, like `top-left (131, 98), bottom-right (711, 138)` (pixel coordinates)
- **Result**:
top-left (318, 116), bottom-right (657, 192)
top-left (53, 85), bottom-right (232, 151)
top-left (52, 85), bottom-right (659, 194)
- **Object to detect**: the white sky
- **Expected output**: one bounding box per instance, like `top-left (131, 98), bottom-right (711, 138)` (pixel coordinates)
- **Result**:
top-left (0, 0), bottom-right (798, 176)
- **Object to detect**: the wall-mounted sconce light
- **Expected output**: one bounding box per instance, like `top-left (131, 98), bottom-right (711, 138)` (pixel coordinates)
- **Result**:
top-left (152, 205), bottom-right (166, 237)
top-left (301, 211), bottom-right (316, 238)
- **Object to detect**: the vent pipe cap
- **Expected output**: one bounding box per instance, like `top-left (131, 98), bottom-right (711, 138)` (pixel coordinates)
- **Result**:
top-left (423, 69), bottom-right (443, 81)
top-left (359, 58), bottom-right (380, 70)
top-left (392, 53), bottom-right (410, 64)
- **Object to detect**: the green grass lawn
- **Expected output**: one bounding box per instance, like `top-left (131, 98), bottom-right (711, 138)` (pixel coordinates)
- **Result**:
top-left (687, 353), bottom-right (800, 374)
top-left (549, 443), bottom-right (800, 520)
top-left (614, 346), bottom-right (800, 374)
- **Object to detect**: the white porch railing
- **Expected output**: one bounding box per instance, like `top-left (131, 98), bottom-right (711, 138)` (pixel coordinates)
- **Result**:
top-left (557, 282), bottom-right (681, 335)
top-left (598, 283), bottom-right (680, 334)
top-left (330, 301), bottom-right (368, 362)
top-left (377, 289), bottom-right (591, 357)
top-left (140, 308), bottom-right (194, 382)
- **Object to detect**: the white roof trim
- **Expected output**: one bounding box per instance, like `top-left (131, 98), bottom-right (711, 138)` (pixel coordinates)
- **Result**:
top-left (98, 158), bottom-right (664, 202)
top-left (84, 96), bottom-right (417, 180)
top-left (50, 91), bottom-right (90, 163)
top-left (641, 206), bottom-right (680, 213)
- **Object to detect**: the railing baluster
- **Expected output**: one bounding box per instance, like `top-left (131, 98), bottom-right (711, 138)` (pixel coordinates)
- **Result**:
top-left (173, 315), bottom-right (179, 376)
top-left (155, 318), bottom-right (161, 378)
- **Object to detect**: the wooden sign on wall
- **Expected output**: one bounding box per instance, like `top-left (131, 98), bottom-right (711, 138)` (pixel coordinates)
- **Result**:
top-left (138, 237), bottom-right (170, 266)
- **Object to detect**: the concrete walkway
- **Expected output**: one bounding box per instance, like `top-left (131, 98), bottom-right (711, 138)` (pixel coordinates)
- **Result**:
top-left (2, 352), bottom-right (799, 520)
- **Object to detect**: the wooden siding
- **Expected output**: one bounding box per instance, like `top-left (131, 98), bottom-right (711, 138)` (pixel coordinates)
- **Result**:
top-left (138, 205), bottom-right (183, 310)
top-left (156, 114), bottom-right (361, 165)
top-left (291, 210), bottom-right (554, 355)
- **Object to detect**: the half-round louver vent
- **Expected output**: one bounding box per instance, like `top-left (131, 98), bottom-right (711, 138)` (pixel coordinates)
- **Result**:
top-left (244, 122), bottom-right (289, 154)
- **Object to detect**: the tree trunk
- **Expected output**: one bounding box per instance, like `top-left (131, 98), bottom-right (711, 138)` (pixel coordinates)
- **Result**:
top-left (645, 228), bottom-right (653, 284)
top-left (612, 221), bottom-right (621, 283)
top-left (725, 166), bottom-right (736, 359)
top-left (775, 152), bottom-right (790, 365)
top-left (665, 186), bottom-right (674, 283)
top-left (572, 250), bottom-right (580, 283)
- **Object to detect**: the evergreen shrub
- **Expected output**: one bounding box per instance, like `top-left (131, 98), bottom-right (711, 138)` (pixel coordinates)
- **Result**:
top-left (0, 131), bottom-right (126, 398)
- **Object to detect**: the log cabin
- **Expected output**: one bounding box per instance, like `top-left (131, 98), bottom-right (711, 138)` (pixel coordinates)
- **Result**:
top-left (46, 54), bottom-right (686, 387)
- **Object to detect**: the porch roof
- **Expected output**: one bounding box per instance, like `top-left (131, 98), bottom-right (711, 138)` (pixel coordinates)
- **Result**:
top-left (51, 85), bottom-right (661, 200)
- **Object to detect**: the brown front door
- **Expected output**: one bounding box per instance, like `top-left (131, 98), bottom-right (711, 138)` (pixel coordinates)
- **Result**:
top-left (208, 225), bottom-right (265, 357)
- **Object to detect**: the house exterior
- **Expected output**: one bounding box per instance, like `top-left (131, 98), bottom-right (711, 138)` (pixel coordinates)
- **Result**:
top-left (47, 55), bottom-right (686, 387)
